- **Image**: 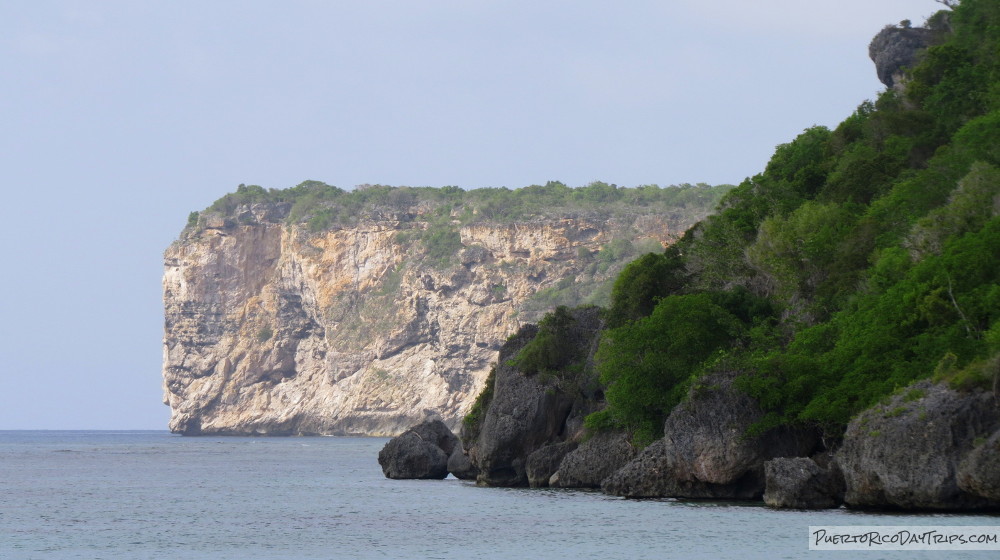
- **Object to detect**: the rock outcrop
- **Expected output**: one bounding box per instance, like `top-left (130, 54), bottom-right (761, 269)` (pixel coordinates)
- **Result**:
top-left (447, 446), bottom-right (479, 481)
top-left (602, 371), bottom-right (818, 499)
top-left (378, 419), bottom-right (459, 479)
top-left (163, 200), bottom-right (702, 436)
top-left (461, 307), bottom-right (605, 486)
top-left (869, 24), bottom-right (936, 90)
top-left (958, 430), bottom-right (1000, 502)
top-left (526, 442), bottom-right (578, 488)
top-left (837, 380), bottom-right (1000, 510)
top-left (549, 431), bottom-right (636, 489)
top-left (763, 456), bottom-right (844, 509)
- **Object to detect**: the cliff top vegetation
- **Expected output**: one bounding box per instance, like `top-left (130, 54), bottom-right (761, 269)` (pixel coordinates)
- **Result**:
top-left (188, 180), bottom-right (733, 233)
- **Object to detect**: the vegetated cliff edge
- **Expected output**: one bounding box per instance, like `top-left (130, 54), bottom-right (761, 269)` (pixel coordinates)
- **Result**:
top-left (163, 183), bottom-right (728, 436)
top-left (387, 3), bottom-right (1000, 512)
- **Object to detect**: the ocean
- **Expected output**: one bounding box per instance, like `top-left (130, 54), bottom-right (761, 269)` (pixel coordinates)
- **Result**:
top-left (1, 431), bottom-right (995, 559)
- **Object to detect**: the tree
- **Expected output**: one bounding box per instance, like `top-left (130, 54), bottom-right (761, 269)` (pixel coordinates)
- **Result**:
top-left (605, 246), bottom-right (687, 328)
top-left (594, 293), bottom-right (743, 445)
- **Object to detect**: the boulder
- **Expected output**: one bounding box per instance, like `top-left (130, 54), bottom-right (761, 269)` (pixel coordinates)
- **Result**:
top-left (763, 456), bottom-right (844, 509)
top-left (378, 419), bottom-right (459, 479)
top-left (837, 381), bottom-right (1000, 510)
top-left (604, 437), bottom-right (762, 499)
top-left (447, 445), bottom-right (480, 481)
top-left (603, 370), bottom-right (818, 498)
top-left (526, 442), bottom-right (578, 488)
top-left (550, 431), bottom-right (636, 488)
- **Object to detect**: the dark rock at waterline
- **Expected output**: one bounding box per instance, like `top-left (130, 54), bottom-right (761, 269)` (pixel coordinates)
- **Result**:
top-left (958, 430), bottom-right (1000, 501)
top-left (447, 445), bottom-right (479, 481)
top-left (378, 419), bottom-right (459, 479)
top-left (526, 442), bottom-right (578, 488)
top-left (463, 307), bottom-right (605, 486)
top-left (763, 456), bottom-right (845, 509)
top-left (550, 431), bottom-right (636, 489)
top-left (465, 324), bottom-right (573, 486)
top-left (837, 381), bottom-right (1000, 510)
top-left (603, 370), bottom-right (818, 498)
top-left (603, 437), bottom-right (767, 499)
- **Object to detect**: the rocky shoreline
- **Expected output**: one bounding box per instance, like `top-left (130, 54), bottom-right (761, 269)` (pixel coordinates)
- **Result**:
top-left (379, 308), bottom-right (1000, 512)
top-left (376, 14), bottom-right (1000, 513)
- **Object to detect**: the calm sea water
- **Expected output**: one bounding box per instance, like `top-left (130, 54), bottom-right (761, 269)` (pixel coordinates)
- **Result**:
top-left (0, 431), bottom-right (995, 559)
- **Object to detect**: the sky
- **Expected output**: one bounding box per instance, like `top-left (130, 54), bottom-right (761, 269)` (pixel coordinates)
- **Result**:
top-left (0, 0), bottom-right (946, 430)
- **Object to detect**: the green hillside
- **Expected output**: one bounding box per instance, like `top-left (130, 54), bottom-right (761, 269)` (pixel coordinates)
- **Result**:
top-left (586, 0), bottom-right (1000, 446)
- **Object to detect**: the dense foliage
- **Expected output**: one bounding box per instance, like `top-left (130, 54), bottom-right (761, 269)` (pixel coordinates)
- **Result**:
top-left (589, 0), bottom-right (1000, 444)
top-left (510, 306), bottom-right (586, 377)
top-left (197, 180), bottom-right (732, 231)
top-left (589, 289), bottom-right (772, 446)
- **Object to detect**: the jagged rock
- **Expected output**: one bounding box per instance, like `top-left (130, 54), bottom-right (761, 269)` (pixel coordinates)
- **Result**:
top-left (377, 420), bottom-right (458, 479)
top-left (463, 324), bottom-right (572, 486)
top-left (447, 445), bottom-right (479, 481)
top-left (838, 381), bottom-right (1000, 510)
top-left (958, 431), bottom-right (1000, 501)
top-left (163, 200), bottom-right (700, 436)
top-left (763, 456), bottom-right (844, 509)
top-left (550, 431), bottom-right (636, 488)
top-left (463, 307), bottom-right (605, 487)
top-left (869, 25), bottom-right (936, 89)
top-left (526, 442), bottom-right (578, 488)
top-left (602, 371), bottom-right (818, 498)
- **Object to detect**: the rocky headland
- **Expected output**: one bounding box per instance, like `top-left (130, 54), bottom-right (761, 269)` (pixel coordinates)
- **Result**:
top-left (383, 317), bottom-right (1000, 511)
top-left (171, 5), bottom-right (1000, 514)
top-left (377, 11), bottom-right (1000, 507)
top-left (163, 186), bottom-right (719, 436)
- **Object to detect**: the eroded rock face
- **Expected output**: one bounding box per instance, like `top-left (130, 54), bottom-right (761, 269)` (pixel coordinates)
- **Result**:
top-left (763, 456), bottom-right (844, 509)
top-left (602, 371), bottom-right (818, 499)
top-left (462, 307), bottom-right (604, 487)
top-left (447, 446), bottom-right (479, 481)
top-left (163, 203), bottom-right (694, 436)
top-left (958, 431), bottom-right (1000, 501)
top-left (869, 24), bottom-right (936, 90)
top-left (550, 431), bottom-right (636, 489)
top-left (378, 419), bottom-right (459, 479)
top-left (526, 442), bottom-right (578, 488)
top-left (837, 381), bottom-right (1000, 510)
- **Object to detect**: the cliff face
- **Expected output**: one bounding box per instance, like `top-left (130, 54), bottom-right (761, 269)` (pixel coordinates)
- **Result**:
top-left (163, 203), bottom-right (697, 436)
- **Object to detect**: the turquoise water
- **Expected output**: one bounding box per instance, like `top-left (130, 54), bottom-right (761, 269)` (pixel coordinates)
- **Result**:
top-left (0, 431), bottom-right (995, 559)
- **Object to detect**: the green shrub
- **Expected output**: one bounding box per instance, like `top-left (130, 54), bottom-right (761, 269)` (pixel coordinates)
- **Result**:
top-left (423, 227), bottom-right (463, 267)
top-left (605, 246), bottom-right (688, 328)
top-left (256, 326), bottom-right (274, 343)
top-left (462, 366), bottom-right (496, 435)
top-left (592, 293), bottom-right (747, 445)
top-left (510, 306), bottom-right (579, 376)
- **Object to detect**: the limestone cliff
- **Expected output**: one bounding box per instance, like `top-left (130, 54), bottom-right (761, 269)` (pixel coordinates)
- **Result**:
top-left (163, 190), bottom-right (715, 436)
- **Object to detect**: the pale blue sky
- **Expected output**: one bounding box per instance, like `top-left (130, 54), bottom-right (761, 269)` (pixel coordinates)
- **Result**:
top-left (0, 1), bottom-right (943, 429)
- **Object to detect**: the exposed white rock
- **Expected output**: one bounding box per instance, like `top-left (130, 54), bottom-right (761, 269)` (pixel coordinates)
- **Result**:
top-left (162, 208), bottom-right (699, 436)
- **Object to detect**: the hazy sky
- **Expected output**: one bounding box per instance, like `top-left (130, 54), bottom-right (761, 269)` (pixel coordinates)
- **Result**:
top-left (0, 1), bottom-right (944, 430)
